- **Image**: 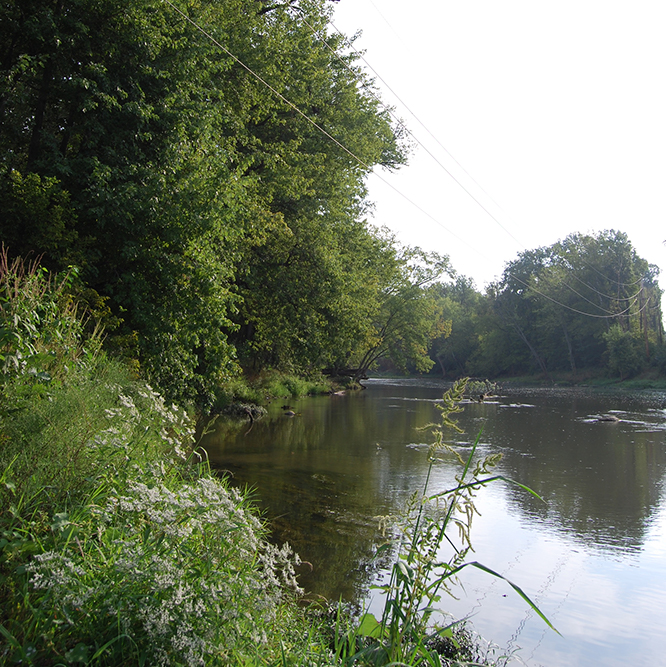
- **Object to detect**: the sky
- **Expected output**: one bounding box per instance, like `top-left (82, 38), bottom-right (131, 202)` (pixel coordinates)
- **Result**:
top-left (332, 0), bottom-right (666, 290)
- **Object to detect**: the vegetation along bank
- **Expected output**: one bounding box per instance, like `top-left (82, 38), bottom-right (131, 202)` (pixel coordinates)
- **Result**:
top-left (1, 0), bottom-right (664, 663)
top-left (2, 0), bottom-right (663, 409)
top-left (1, 258), bottom-right (515, 665)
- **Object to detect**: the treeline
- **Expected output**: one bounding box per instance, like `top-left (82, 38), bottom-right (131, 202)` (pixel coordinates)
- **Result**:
top-left (0, 0), bottom-right (450, 406)
top-left (2, 1), bottom-right (663, 406)
top-left (428, 230), bottom-right (664, 382)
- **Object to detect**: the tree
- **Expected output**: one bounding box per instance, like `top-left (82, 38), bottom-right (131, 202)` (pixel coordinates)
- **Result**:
top-left (441, 230), bottom-right (663, 380)
top-left (429, 276), bottom-right (484, 377)
top-left (346, 246), bottom-right (453, 381)
top-left (0, 0), bottom-right (408, 402)
top-left (603, 324), bottom-right (642, 379)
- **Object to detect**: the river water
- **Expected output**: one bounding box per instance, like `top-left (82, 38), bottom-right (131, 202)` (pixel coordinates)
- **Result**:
top-left (201, 378), bottom-right (666, 666)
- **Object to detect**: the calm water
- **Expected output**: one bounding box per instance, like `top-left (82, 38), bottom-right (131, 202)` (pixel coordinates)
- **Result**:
top-left (201, 379), bottom-right (666, 666)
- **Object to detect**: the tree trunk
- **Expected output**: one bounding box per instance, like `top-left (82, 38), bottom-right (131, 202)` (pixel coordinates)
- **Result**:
top-left (561, 321), bottom-right (576, 377)
top-left (512, 321), bottom-right (554, 384)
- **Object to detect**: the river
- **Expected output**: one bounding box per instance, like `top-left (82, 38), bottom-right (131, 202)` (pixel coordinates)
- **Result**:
top-left (201, 378), bottom-right (666, 666)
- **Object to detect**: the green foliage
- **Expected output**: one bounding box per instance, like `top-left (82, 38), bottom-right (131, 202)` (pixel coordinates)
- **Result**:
top-left (603, 324), bottom-right (642, 379)
top-left (429, 276), bottom-right (485, 378)
top-left (0, 0), bottom-right (413, 404)
top-left (0, 254), bottom-right (335, 666)
top-left (427, 230), bottom-right (663, 381)
top-left (8, 468), bottom-right (305, 666)
top-left (0, 249), bottom-right (100, 384)
top-left (262, 372), bottom-right (332, 400)
top-left (0, 171), bottom-right (80, 270)
top-left (345, 244), bottom-right (453, 379)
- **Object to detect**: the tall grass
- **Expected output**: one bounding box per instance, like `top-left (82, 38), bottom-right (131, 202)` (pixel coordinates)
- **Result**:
top-left (333, 379), bottom-right (557, 666)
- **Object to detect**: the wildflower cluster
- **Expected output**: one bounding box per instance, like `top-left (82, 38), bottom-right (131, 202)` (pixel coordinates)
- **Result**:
top-left (0, 253), bottom-right (329, 667)
top-left (28, 465), bottom-right (302, 666)
top-left (93, 381), bottom-right (193, 462)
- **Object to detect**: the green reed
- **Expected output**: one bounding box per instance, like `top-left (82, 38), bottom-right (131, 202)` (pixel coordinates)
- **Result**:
top-left (335, 378), bottom-right (557, 666)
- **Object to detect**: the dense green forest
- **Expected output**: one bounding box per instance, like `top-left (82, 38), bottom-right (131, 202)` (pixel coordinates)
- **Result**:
top-left (1, 0), bottom-right (664, 409)
top-left (0, 0), bottom-right (456, 405)
top-left (429, 230), bottom-right (664, 383)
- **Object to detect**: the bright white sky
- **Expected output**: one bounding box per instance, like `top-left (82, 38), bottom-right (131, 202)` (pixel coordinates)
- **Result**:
top-left (332, 0), bottom-right (666, 290)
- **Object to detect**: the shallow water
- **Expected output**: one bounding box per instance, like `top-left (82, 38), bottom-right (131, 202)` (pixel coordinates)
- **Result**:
top-left (201, 379), bottom-right (666, 666)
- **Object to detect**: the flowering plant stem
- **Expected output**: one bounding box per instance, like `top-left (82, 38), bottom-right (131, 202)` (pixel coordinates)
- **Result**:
top-left (343, 378), bottom-right (558, 666)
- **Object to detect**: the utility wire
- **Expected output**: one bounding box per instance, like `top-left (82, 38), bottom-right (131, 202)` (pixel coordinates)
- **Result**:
top-left (565, 270), bottom-right (644, 302)
top-left (161, 0), bottom-right (651, 321)
top-left (326, 19), bottom-right (515, 241)
top-left (329, 5), bottom-right (651, 295)
top-left (162, 0), bottom-right (471, 250)
top-left (294, 11), bottom-right (523, 253)
top-left (551, 279), bottom-right (636, 315)
top-left (311, 9), bottom-right (649, 304)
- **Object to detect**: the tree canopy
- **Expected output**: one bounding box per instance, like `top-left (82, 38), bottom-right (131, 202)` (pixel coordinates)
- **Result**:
top-left (1, 0), bottom-right (454, 403)
top-left (428, 230), bottom-right (664, 381)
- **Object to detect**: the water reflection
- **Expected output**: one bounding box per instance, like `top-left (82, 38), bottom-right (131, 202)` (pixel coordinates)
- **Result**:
top-left (201, 380), bottom-right (666, 666)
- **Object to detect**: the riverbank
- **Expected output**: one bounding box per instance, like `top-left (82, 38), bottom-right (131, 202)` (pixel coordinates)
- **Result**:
top-left (0, 260), bottom-right (491, 666)
top-left (495, 371), bottom-right (666, 391)
top-left (379, 368), bottom-right (666, 392)
top-left (0, 264), bottom-right (333, 665)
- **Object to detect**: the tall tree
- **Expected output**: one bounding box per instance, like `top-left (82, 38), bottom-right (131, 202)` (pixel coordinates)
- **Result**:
top-left (0, 0), bottom-right (408, 402)
top-left (469, 230), bottom-right (662, 379)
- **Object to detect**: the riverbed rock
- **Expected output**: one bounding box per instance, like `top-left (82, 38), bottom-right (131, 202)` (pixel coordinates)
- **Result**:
top-left (594, 413), bottom-right (620, 422)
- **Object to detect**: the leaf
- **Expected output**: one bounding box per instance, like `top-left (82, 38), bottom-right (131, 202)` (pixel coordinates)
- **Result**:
top-left (397, 560), bottom-right (414, 582)
top-left (0, 623), bottom-right (20, 648)
top-left (51, 512), bottom-right (70, 533)
top-left (464, 561), bottom-right (561, 635)
top-left (356, 613), bottom-right (385, 638)
top-left (372, 542), bottom-right (392, 559)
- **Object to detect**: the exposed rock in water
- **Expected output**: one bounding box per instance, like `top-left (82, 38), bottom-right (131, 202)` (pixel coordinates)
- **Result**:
top-left (594, 414), bottom-right (620, 422)
top-left (224, 402), bottom-right (267, 421)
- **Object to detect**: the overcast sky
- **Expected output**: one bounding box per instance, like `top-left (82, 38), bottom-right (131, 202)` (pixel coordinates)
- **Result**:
top-left (332, 0), bottom-right (666, 289)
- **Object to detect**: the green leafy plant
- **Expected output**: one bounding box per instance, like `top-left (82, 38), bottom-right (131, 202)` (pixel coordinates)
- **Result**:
top-left (337, 378), bottom-right (557, 666)
top-left (0, 255), bottom-right (326, 666)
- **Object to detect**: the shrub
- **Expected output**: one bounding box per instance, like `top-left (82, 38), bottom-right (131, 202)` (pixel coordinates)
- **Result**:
top-left (0, 255), bottom-right (328, 666)
top-left (603, 324), bottom-right (642, 379)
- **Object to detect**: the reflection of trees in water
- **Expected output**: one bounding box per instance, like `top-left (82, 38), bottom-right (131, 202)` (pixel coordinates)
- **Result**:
top-left (202, 392), bottom-right (437, 602)
top-left (201, 385), bottom-right (666, 599)
top-left (459, 391), bottom-right (666, 553)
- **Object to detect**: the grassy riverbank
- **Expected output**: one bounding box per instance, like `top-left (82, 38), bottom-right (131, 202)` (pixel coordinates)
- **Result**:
top-left (1, 258), bottom-right (517, 665)
top-left (212, 371), bottom-right (336, 412)
top-left (0, 258), bottom-right (339, 665)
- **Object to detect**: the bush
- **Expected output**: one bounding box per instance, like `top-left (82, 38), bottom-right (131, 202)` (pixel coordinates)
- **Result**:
top-left (603, 325), bottom-right (642, 379)
top-left (0, 255), bottom-right (332, 666)
top-left (262, 372), bottom-right (331, 400)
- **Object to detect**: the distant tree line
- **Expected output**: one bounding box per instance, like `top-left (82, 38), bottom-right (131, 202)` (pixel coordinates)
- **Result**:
top-left (428, 230), bottom-right (664, 381)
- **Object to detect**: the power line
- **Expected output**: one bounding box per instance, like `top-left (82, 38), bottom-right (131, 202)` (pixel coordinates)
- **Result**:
top-left (161, 0), bottom-right (651, 322)
top-left (291, 10), bottom-right (523, 253)
top-left (308, 9), bottom-right (648, 304)
top-left (325, 19), bottom-right (515, 240)
top-left (162, 0), bottom-right (471, 249)
top-left (564, 269), bottom-right (643, 302)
